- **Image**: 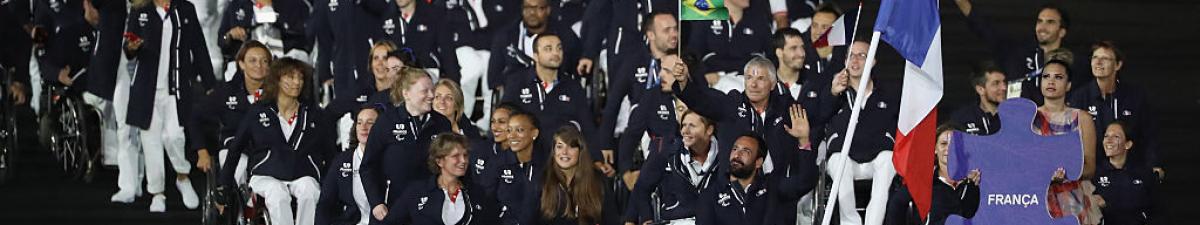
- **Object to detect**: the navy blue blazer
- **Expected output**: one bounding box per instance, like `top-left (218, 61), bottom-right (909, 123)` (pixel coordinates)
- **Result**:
top-left (123, 0), bottom-right (217, 130)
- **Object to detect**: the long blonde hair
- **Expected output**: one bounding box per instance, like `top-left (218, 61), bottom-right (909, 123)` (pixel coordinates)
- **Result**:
top-left (435, 79), bottom-right (465, 120)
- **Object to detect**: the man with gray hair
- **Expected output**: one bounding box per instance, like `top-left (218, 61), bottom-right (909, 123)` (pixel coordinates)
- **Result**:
top-left (668, 55), bottom-right (819, 225)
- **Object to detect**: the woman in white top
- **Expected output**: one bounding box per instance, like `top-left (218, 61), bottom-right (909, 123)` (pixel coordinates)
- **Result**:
top-left (317, 105), bottom-right (383, 225)
top-left (394, 132), bottom-right (492, 225)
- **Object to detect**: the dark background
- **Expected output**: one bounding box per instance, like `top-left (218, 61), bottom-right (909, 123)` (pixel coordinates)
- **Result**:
top-left (1, 0), bottom-right (1197, 224)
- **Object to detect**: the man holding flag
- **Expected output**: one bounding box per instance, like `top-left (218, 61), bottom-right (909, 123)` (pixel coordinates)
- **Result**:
top-left (820, 0), bottom-right (943, 224)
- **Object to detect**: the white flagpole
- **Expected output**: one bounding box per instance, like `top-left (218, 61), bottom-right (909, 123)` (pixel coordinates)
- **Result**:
top-left (819, 30), bottom-right (885, 225)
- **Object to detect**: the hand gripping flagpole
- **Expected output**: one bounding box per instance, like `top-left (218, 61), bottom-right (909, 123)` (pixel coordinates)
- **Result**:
top-left (819, 2), bottom-right (886, 225)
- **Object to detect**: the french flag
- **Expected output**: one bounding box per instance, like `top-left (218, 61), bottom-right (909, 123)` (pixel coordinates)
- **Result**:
top-left (876, 0), bottom-right (944, 220)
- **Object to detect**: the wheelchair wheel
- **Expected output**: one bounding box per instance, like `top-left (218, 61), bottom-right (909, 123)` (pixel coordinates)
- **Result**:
top-left (0, 115), bottom-right (15, 186)
top-left (52, 96), bottom-right (101, 182)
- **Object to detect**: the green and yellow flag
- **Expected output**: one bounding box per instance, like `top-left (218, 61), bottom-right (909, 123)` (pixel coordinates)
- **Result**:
top-left (682, 0), bottom-right (727, 20)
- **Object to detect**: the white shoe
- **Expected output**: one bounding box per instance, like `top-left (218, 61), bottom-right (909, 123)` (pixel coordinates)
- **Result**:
top-left (110, 190), bottom-right (135, 203)
top-left (177, 178), bottom-right (200, 210)
top-left (149, 194), bottom-right (167, 212)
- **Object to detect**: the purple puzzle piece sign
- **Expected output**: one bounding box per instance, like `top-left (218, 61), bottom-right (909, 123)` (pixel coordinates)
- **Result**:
top-left (945, 98), bottom-right (1083, 225)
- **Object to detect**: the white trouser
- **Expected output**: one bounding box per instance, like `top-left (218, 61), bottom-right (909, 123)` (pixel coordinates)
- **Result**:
top-left (217, 149), bottom-right (249, 186)
top-left (141, 93), bottom-right (191, 194)
top-left (797, 191), bottom-right (815, 225)
top-left (190, 0), bottom-right (225, 80)
top-left (826, 151), bottom-right (895, 225)
top-left (28, 47), bottom-right (42, 114)
top-left (250, 175), bottom-right (320, 225)
top-left (88, 60), bottom-right (143, 194)
top-left (84, 93), bottom-right (118, 166)
top-left (667, 218), bottom-right (697, 225)
top-left (456, 46), bottom-right (491, 131)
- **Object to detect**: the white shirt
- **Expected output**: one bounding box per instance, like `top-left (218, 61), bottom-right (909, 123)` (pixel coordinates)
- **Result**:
top-left (442, 189), bottom-right (466, 225)
top-left (682, 137), bottom-right (719, 186)
top-left (352, 148), bottom-right (370, 225)
top-left (155, 7), bottom-right (173, 93)
top-left (279, 113), bottom-right (297, 140)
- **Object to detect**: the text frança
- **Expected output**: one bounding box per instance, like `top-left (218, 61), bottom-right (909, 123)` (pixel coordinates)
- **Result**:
top-left (985, 193), bottom-right (1040, 208)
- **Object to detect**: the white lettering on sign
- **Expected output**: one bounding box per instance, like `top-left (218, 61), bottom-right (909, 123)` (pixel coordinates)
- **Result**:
top-left (986, 194), bottom-right (1040, 208)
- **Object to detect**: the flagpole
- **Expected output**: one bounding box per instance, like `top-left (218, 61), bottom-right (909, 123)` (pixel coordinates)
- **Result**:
top-left (819, 30), bottom-right (885, 225)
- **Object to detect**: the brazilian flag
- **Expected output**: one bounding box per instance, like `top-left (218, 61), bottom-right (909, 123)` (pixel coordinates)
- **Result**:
top-left (682, 0), bottom-right (728, 20)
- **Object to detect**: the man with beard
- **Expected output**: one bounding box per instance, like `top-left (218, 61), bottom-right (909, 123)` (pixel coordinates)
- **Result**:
top-left (953, 0), bottom-right (1088, 102)
top-left (488, 0), bottom-right (581, 94)
top-left (501, 33), bottom-right (597, 162)
top-left (671, 56), bottom-right (819, 225)
top-left (696, 133), bottom-right (809, 225)
top-left (951, 63), bottom-right (1006, 135)
top-left (597, 11), bottom-right (678, 175)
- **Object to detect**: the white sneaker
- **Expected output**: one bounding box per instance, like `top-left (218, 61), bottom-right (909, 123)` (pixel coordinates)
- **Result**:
top-left (149, 194), bottom-right (167, 212)
top-left (110, 190), bottom-right (135, 203)
top-left (177, 178), bottom-right (200, 210)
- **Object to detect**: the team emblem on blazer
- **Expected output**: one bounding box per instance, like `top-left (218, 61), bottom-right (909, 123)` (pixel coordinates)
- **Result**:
top-left (501, 169), bottom-right (514, 183)
top-left (78, 36), bottom-right (92, 51)
top-left (393, 124), bottom-right (409, 141)
top-left (737, 105), bottom-right (748, 118)
top-left (226, 96), bottom-right (239, 109)
top-left (328, 0), bottom-right (339, 11)
top-left (474, 159), bottom-right (486, 174)
top-left (756, 188), bottom-right (767, 197)
top-left (139, 13), bottom-right (149, 27)
top-left (519, 88), bottom-right (533, 103)
top-left (657, 105), bottom-right (671, 120)
top-left (808, 91), bottom-right (818, 98)
top-left (259, 113), bottom-right (271, 127)
top-left (636, 67), bottom-right (649, 83)
top-left (877, 101), bottom-right (888, 109)
top-left (339, 163), bottom-right (353, 177)
top-left (559, 95), bottom-right (570, 102)
top-left (743, 28), bottom-right (754, 35)
top-left (417, 24), bottom-right (427, 32)
top-left (417, 197), bottom-right (428, 210)
top-left (717, 193), bottom-right (731, 207)
top-left (383, 19), bottom-right (396, 35)
top-left (236, 9), bottom-right (246, 21)
top-left (710, 21), bottom-right (723, 35)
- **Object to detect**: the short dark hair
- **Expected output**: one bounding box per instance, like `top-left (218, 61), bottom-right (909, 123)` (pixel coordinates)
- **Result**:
top-left (494, 103), bottom-right (523, 116)
top-left (772, 28), bottom-right (805, 51)
top-left (1044, 59), bottom-right (1073, 81)
top-left (642, 11), bottom-right (676, 34)
top-left (532, 33), bottom-right (560, 53)
top-left (972, 61), bottom-right (1004, 87)
top-left (508, 111), bottom-right (540, 133)
top-left (1091, 40), bottom-right (1124, 62)
top-left (1038, 3), bottom-right (1071, 30)
top-left (814, 2), bottom-right (843, 17)
top-left (387, 48), bottom-right (418, 69)
top-left (736, 132), bottom-right (767, 159)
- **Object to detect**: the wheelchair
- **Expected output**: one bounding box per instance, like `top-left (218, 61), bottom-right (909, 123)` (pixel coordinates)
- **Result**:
top-left (36, 83), bottom-right (102, 182)
top-left (0, 65), bottom-right (21, 185)
top-left (205, 157), bottom-right (271, 225)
